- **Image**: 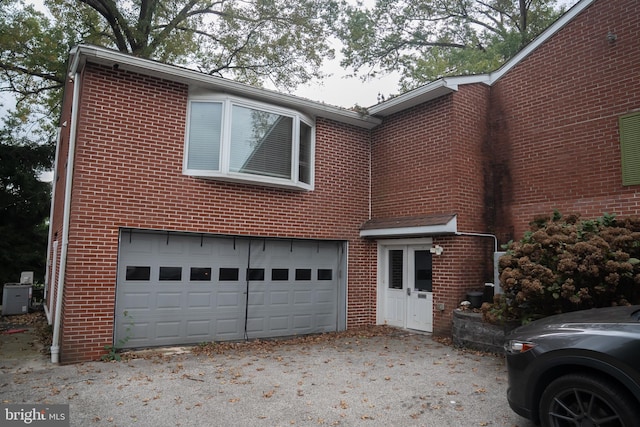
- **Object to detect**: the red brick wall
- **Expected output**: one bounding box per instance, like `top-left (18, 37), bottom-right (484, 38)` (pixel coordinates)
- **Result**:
top-left (491, 0), bottom-right (640, 239)
top-left (370, 83), bottom-right (493, 334)
top-left (371, 84), bottom-right (489, 231)
top-left (431, 235), bottom-right (494, 335)
top-left (52, 64), bottom-right (375, 363)
top-left (371, 95), bottom-right (455, 220)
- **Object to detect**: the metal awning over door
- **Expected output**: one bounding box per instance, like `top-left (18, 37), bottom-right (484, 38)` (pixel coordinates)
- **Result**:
top-left (115, 230), bottom-right (346, 348)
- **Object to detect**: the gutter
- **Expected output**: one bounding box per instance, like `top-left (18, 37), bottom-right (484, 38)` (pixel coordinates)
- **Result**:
top-left (50, 71), bottom-right (81, 364)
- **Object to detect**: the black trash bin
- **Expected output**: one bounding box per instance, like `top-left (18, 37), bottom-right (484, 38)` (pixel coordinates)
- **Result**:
top-left (466, 291), bottom-right (484, 309)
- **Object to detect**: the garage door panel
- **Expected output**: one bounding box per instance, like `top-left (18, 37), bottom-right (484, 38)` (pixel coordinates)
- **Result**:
top-left (122, 292), bottom-right (152, 309)
top-left (293, 290), bottom-right (312, 304)
top-left (186, 320), bottom-right (211, 336)
top-left (157, 293), bottom-right (182, 308)
top-left (125, 322), bottom-right (150, 346)
top-left (116, 231), bottom-right (344, 348)
top-left (156, 322), bottom-right (181, 338)
top-left (292, 314), bottom-right (312, 329)
top-left (217, 290), bottom-right (242, 307)
top-left (315, 289), bottom-right (335, 303)
top-left (215, 319), bottom-right (243, 338)
top-left (187, 292), bottom-right (211, 307)
top-left (268, 290), bottom-right (290, 305)
top-left (269, 316), bottom-right (290, 332)
top-left (247, 291), bottom-right (265, 305)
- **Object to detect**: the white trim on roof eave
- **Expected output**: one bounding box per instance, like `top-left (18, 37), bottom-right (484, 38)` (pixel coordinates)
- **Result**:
top-left (68, 45), bottom-right (382, 130)
top-left (488, 0), bottom-right (596, 84)
top-left (368, 75), bottom-right (490, 117)
top-left (359, 216), bottom-right (458, 238)
top-left (359, 224), bottom-right (457, 238)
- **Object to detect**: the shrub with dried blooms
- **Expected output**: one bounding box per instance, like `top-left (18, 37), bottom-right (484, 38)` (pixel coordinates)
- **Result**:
top-left (482, 212), bottom-right (640, 325)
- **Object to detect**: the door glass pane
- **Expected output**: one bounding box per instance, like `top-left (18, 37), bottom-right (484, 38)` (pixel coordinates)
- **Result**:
top-left (388, 250), bottom-right (403, 289)
top-left (414, 250), bottom-right (432, 291)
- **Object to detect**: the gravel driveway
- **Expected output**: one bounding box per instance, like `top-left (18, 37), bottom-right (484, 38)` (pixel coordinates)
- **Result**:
top-left (1, 326), bottom-right (535, 427)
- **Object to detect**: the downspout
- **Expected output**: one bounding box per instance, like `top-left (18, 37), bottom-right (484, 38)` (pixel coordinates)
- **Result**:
top-left (51, 71), bottom-right (81, 364)
top-left (368, 130), bottom-right (372, 220)
top-left (44, 127), bottom-right (62, 323)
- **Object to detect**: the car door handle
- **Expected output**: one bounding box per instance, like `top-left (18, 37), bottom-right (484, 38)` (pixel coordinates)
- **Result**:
top-left (406, 288), bottom-right (411, 296)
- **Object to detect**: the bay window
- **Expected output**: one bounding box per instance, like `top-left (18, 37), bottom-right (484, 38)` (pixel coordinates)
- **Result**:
top-left (184, 96), bottom-right (315, 190)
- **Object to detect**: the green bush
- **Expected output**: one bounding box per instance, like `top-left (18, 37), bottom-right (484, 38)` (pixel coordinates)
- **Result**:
top-left (483, 212), bottom-right (640, 325)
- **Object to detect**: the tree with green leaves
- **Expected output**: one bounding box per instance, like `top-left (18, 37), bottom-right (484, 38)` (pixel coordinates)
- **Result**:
top-left (336, 0), bottom-right (577, 92)
top-left (1, 0), bottom-right (339, 137)
top-left (0, 129), bottom-right (53, 285)
top-left (0, 0), bottom-right (339, 286)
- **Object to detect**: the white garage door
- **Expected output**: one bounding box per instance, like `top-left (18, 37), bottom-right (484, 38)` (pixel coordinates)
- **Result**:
top-left (115, 230), bottom-right (346, 348)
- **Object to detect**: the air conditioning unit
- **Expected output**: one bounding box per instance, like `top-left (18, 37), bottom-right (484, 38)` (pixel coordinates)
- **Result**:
top-left (2, 283), bottom-right (32, 316)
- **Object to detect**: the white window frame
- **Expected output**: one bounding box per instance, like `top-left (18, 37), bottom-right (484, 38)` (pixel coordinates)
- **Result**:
top-left (184, 94), bottom-right (315, 191)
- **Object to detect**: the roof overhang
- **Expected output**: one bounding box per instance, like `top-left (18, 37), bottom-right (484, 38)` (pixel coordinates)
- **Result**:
top-left (68, 45), bottom-right (382, 130)
top-left (360, 214), bottom-right (457, 239)
top-left (368, 76), bottom-right (490, 118)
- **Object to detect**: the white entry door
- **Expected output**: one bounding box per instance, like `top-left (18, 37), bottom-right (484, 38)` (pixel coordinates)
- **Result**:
top-left (406, 246), bottom-right (433, 331)
top-left (381, 244), bottom-right (433, 332)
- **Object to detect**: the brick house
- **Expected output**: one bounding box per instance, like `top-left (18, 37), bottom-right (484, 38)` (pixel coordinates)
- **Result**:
top-left (46, 0), bottom-right (640, 363)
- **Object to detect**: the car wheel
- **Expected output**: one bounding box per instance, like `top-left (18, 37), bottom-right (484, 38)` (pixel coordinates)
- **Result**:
top-left (539, 373), bottom-right (636, 427)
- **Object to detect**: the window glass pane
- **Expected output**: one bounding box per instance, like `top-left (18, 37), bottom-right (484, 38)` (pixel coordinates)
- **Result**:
top-left (295, 269), bottom-right (312, 281)
top-left (247, 268), bottom-right (265, 281)
top-left (389, 250), bottom-right (403, 289)
top-left (414, 250), bottom-right (433, 292)
top-left (190, 267), bottom-right (212, 281)
top-left (219, 268), bottom-right (239, 281)
top-left (159, 267), bottom-right (182, 281)
top-left (126, 266), bottom-right (150, 281)
top-left (299, 122), bottom-right (312, 184)
top-left (272, 269), bottom-right (289, 281)
top-left (229, 105), bottom-right (292, 179)
top-left (187, 102), bottom-right (222, 171)
top-left (318, 269), bottom-right (332, 280)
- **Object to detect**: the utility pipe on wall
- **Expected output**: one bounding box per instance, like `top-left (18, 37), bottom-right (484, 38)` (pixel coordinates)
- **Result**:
top-left (455, 231), bottom-right (498, 252)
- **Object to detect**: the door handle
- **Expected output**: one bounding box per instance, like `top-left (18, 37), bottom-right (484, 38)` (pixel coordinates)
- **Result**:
top-left (406, 287), bottom-right (411, 296)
